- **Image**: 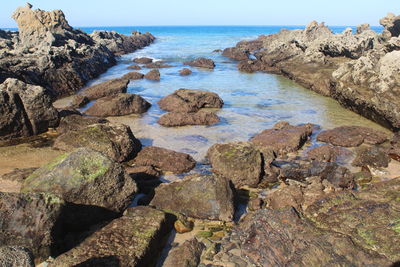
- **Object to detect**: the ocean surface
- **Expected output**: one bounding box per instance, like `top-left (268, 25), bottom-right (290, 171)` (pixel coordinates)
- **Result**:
top-left (57, 25), bottom-right (386, 177)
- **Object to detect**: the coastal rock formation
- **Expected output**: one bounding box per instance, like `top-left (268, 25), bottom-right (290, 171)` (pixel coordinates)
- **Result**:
top-left (132, 146), bottom-right (196, 174)
top-left (158, 110), bottom-right (220, 127)
top-left (0, 78), bottom-right (59, 140)
top-left (0, 246), bottom-right (34, 267)
top-left (150, 174), bottom-right (234, 221)
top-left (81, 78), bottom-right (129, 100)
top-left (53, 123), bottom-right (142, 162)
top-left (179, 68), bottom-right (192, 76)
top-left (144, 69), bottom-right (161, 81)
top-left (184, 57), bottom-right (215, 69)
top-left (84, 93), bottom-right (151, 117)
top-left (49, 206), bottom-right (173, 267)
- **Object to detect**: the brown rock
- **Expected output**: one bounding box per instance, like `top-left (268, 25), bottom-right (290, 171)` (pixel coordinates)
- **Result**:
top-left (81, 78), bottom-right (129, 100)
top-left (158, 111), bottom-right (220, 127)
top-left (183, 57), bottom-right (215, 69)
top-left (122, 71), bottom-right (144, 80)
top-left (133, 57), bottom-right (153, 64)
top-left (179, 68), bottom-right (192, 76)
top-left (144, 69), bottom-right (160, 81)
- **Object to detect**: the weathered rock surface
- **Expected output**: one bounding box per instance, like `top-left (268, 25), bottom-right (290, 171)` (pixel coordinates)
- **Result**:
top-left (0, 192), bottom-right (65, 262)
top-left (158, 89), bottom-right (224, 113)
top-left (183, 57), bottom-right (215, 69)
top-left (133, 146), bottom-right (195, 174)
top-left (144, 69), bottom-right (160, 81)
top-left (122, 71), bottom-right (144, 80)
top-left (0, 78), bottom-right (59, 140)
top-left (84, 93), bottom-right (151, 117)
top-left (158, 111), bottom-right (220, 127)
top-left (251, 122), bottom-right (313, 156)
top-left (49, 206), bottom-right (173, 267)
top-left (179, 68), bottom-right (192, 76)
top-left (207, 142), bottom-right (263, 188)
top-left (53, 123), bottom-right (142, 162)
top-left (150, 174), bottom-right (234, 221)
top-left (0, 246), bottom-right (35, 267)
top-left (163, 239), bottom-right (205, 267)
top-left (81, 78), bottom-right (129, 100)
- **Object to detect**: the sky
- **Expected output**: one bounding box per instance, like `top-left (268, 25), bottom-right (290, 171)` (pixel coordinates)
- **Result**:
top-left (1, 0), bottom-right (399, 28)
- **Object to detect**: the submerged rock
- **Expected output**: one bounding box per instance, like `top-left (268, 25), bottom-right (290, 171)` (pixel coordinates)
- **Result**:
top-left (158, 111), bottom-right (220, 127)
top-left (184, 57), bottom-right (215, 69)
top-left (163, 239), bottom-right (205, 267)
top-left (81, 78), bottom-right (129, 100)
top-left (151, 174), bottom-right (234, 221)
top-left (84, 93), bottom-right (151, 117)
top-left (144, 69), bottom-right (160, 81)
top-left (0, 246), bottom-right (34, 267)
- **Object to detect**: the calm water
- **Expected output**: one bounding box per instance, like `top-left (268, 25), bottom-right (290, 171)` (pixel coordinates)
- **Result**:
top-left (57, 26), bottom-right (387, 171)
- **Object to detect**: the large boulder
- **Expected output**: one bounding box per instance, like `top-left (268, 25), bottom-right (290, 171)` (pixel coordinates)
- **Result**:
top-left (150, 174), bottom-right (234, 221)
top-left (49, 206), bottom-right (173, 267)
top-left (0, 246), bottom-right (34, 267)
top-left (207, 142), bottom-right (263, 188)
top-left (53, 123), bottom-right (142, 162)
top-left (163, 239), bottom-right (205, 267)
top-left (183, 57), bottom-right (215, 69)
top-left (158, 111), bottom-right (220, 127)
top-left (0, 192), bottom-right (65, 262)
top-left (132, 146), bottom-right (196, 174)
top-left (0, 78), bottom-right (59, 140)
top-left (84, 93), bottom-right (151, 117)
top-left (158, 89), bottom-right (223, 113)
top-left (81, 78), bottom-right (129, 100)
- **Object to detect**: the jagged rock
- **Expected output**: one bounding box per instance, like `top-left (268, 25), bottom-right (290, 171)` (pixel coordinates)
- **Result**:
top-left (179, 68), bottom-right (192, 76)
top-left (144, 69), bottom-right (160, 81)
top-left (122, 71), bottom-right (144, 80)
top-left (0, 246), bottom-right (34, 267)
top-left (53, 123), bottom-right (142, 162)
top-left (380, 13), bottom-right (400, 37)
top-left (81, 78), bottom-right (129, 100)
top-left (163, 239), bottom-right (205, 267)
top-left (158, 89), bottom-right (223, 112)
top-left (49, 206), bottom-right (173, 267)
top-left (133, 57), bottom-right (153, 64)
top-left (150, 174), bottom-right (234, 221)
top-left (0, 78), bottom-right (59, 140)
top-left (158, 111), bottom-right (220, 127)
top-left (133, 146), bottom-right (195, 174)
top-left (56, 114), bottom-right (108, 134)
top-left (184, 57), bottom-right (215, 69)
top-left (84, 93), bottom-right (151, 117)
top-left (222, 47), bottom-right (249, 60)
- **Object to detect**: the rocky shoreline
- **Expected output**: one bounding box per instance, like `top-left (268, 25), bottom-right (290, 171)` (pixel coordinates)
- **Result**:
top-left (1, 4), bottom-right (400, 267)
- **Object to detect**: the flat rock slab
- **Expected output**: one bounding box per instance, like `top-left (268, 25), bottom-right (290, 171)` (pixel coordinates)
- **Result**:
top-left (53, 123), bottom-right (142, 162)
top-left (150, 174), bottom-right (234, 221)
top-left (49, 206), bottom-right (173, 267)
top-left (81, 78), bottom-right (129, 100)
top-left (317, 126), bottom-right (388, 147)
top-left (184, 57), bottom-right (215, 69)
top-left (133, 146), bottom-right (195, 174)
top-left (158, 111), bottom-right (220, 127)
top-left (85, 93), bottom-right (151, 117)
top-left (251, 122), bottom-right (313, 155)
top-left (158, 89), bottom-right (223, 113)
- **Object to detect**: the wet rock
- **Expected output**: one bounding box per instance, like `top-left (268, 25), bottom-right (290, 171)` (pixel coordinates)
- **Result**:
top-left (144, 69), bottom-right (160, 81)
top-left (379, 13), bottom-right (400, 37)
top-left (54, 122), bottom-right (142, 162)
top-left (127, 64), bottom-right (142, 70)
top-left (84, 93), bottom-right (151, 117)
top-left (70, 94), bottom-right (89, 108)
top-left (317, 126), bottom-right (388, 147)
top-left (0, 192), bottom-right (65, 262)
top-left (222, 47), bottom-right (249, 61)
top-left (352, 145), bottom-right (390, 168)
top-left (250, 122), bottom-right (313, 156)
top-left (184, 57), bottom-right (215, 69)
top-left (1, 167), bottom-right (37, 183)
top-left (158, 111), bottom-right (220, 127)
top-left (0, 246), bottom-right (34, 267)
top-left (0, 78), bottom-right (59, 140)
top-left (56, 114), bottom-right (108, 134)
top-left (158, 89), bottom-right (224, 113)
top-left (207, 142), bottom-right (263, 188)
top-left (81, 78), bottom-right (129, 101)
top-left (49, 206), bottom-right (173, 267)
top-left (163, 239), bottom-right (205, 267)
top-left (133, 146), bottom-right (196, 174)
top-left (122, 71), bottom-right (144, 80)
top-left (179, 68), bottom-right (192, 76)
top-left (306, 144), bottom-right (351, 162)
top-left (145, 62), bottom-right (173, 68)
top-left (150, 174), bottom-right (234, 221)
top-left (133, 57), bottom-right (153, 64)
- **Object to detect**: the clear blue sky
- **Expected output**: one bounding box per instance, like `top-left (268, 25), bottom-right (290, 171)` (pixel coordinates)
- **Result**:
top-left (1, 0), bottom-right (398, 27)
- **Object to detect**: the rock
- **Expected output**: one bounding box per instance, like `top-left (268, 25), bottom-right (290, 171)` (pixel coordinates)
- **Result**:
top-left (158, 89), bottom-right (224, 113)
top-left (222, 47), bottom-right (249, 61)
top-left (317, 126), bottom-right (388, 147)
top-left (251, 122), bottom-right (313, 156)
top-left (163, 239), bottom-right (205, 267)
top-left (158, 111), bottom-right (220, 127)
top-left (207, 142), bottom-right (263, 188)
top-left (21, 148), bottom-right (137, 225)
top-left (179, 68), bottom-right (192, 76)
top-left (53, 123), bottom-right (142, 162)
top-left (133, 146), bottom-right (196, 174)
top-left (0, 246), bottom-right (34, 267)
top-left (56, 114), bottom-right (108, 134)
top-left (144, 69), bottom-right (160, 81)
top-left (84, 93), bottom-right (151, 117)
top-left (183, 57), bottom-right (215, 69)
top-left (49, 206), bottom-right (173, 267)
top-left (306, 144), bottom-right (351, 162)
top-left (150, 174), bottom-right (234, 221)
top-left (379, 13), bottom-right (400, 37)
top-left (133, 57), bottom-right (153, 64)
top-left (1, 167), bottom-right (37, 182)
top-left (81, 78), bottom-right (129, 100)
top-left (70, 94), bottom-right (89, 108)
top-left (122, 71), bottom-right (144, 80)
top-left (0, 78), bottom-right (59, 140)
top-left (0, 192), bottom-right (65, 262)
top-left (352, 145), bottom-right (390, 168)
top-left (127, 64), bottom-right (142, 70)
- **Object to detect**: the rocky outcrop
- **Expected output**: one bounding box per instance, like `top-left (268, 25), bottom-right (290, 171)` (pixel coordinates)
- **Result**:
top-left (184, 57), bottom-right (215, 69)
top-left (0, 246), bottom-right (34, 267)
top-left (0, 78), bottom-right (59, 140)
top-left (84, 93), bottom-right (151, 117)
top-left (81, 78), bottom-right (129, 100)
top-left (158, 110), bottom-right (220, 127)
